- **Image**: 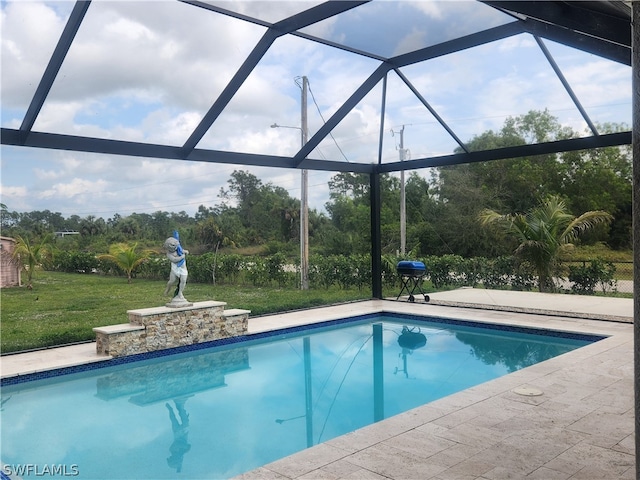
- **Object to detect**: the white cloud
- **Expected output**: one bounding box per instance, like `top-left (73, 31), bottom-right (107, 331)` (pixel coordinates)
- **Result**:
top-left (0, 184), bottom-right (28, 200)
top-left (143, 109), bottom-right (201, 145)
top-left (498, 35), bottom-right (537, 52)
top-left (39, 177), bottom-right (109, 200)
top-left (0, 1), bottom-right (67, 107)
top-left (563, 60), bottom-right (631, 106)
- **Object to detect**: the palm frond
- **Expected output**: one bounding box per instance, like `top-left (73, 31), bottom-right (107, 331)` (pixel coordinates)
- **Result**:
top-left (562, 211), bottom-right (613, 243)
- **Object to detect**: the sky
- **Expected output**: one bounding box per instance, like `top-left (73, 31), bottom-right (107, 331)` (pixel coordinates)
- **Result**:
top-left (0, 0), bottom-right (632, 220)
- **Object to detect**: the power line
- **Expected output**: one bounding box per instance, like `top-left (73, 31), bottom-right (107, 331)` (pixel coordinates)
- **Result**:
top-left (303, 77), bottom-right (350, 163)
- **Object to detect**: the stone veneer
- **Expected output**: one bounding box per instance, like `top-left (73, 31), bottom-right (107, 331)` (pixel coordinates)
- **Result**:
top-left (93, 301), bottom-right (250, 358)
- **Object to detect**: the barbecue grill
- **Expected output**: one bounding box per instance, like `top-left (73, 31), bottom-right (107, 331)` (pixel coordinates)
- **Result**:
top-left (396, 261), bottom-right (430, 303)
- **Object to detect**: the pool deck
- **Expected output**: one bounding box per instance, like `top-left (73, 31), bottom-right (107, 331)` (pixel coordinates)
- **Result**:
top-left (1, 289), bottom-right (635, 479)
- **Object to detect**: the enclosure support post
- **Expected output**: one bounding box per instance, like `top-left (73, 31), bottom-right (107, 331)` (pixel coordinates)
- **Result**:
top-left (632, 3), bottom-right (639, 478)
top-left (371, 171), bottom-right (383, 299)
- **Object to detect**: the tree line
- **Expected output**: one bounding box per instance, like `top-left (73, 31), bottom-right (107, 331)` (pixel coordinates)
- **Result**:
top-left (1, 110), bottom-right (631, 262)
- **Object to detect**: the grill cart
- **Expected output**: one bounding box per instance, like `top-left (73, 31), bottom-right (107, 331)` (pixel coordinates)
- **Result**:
top-left (396, 261), bottom-right (430, 303)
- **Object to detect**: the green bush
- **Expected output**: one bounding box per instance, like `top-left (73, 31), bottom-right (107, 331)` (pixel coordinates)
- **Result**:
top-left (508, 261), bottom-right (536, 291)
top-left (352, 254), bottom-right (371, 291)
top-left (332, 255), bottom-right (356, 289)
top-left (265, 252), bottom-right (290, 287)
top-left (245, 256), bottom-right (266, 286)
top-left (95, 256), bottom-right (124, 277)
top-left (50, 251), bottom-right (99, 273)
top-left (136, 255), bottom-right (168, 280)
top-left (460, 257), bottom-right (485, 287)
top-left (187, 252), bottom-right (215, 284)
top-left (423, 254), bottom-right (465, 288)
top-left (309, 254), bottom-right (337, 289)
top-left (568, 259), bottom-right (617, 294)
top-left (216, 253), bottom-right (244, 284)
top-left (421, 254), bottom-right (536, 291)
top-left (242, 254), bottom-right (291, 287)
top-left (482, 256), bottom-right (513, 289)
top-left (47, 249), bottom-right (624, 296)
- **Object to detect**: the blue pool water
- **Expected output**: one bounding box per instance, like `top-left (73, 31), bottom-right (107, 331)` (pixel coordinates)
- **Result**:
top-left (1, 313), bottom-right (602, 479)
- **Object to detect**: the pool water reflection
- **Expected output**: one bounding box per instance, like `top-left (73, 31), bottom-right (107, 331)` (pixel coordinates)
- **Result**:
top-left (0, 314), bottom-right (599, 479)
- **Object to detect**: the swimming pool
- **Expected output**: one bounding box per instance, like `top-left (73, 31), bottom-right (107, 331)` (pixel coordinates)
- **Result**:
top-left (0, 312), bottom-right (604, 479)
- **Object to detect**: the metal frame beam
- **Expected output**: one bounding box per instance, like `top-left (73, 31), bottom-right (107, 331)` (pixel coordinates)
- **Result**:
top-left (395, 69), bottom-right (469, 153)
top-left (630, 4), bottom-right (639, 477)
top-left (370, 172), bottom-right (382, 299)
top-left (2, 128), bottom-right (629, 175)
top-left (483, 1), bottom-right (631, 46)
top-left (0, 128), bottom-right (374, 173)
top-left (19, 1), bottom-right (91, 134)
top-left (484, 1), bottom-right (631, 65)
top-left (521, 16), bottom-right (630, 66)
top-left (180, 29), bottom-right (279, 155)
top-left (378, 132), bottom-right (632, 173)
top-left (535, 36), bottom-right (599, 136)
top-left (377, 74), bottom-right (389, 166)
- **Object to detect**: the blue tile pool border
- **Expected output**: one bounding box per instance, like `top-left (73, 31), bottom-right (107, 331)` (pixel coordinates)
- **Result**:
top-left (0, 311), bottom-right (607, 387)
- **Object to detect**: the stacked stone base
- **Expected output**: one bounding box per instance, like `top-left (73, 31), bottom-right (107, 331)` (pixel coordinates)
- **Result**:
top-left (93, 301), bottom-right (250, 358)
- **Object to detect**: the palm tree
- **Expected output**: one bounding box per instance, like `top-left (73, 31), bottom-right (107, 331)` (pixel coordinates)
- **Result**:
top-left (97, 243), bottom-right (152, 284)
top-left (479, 195), bottom-right (613, 292)
top-left (12, 233), bottom-right (54, 289)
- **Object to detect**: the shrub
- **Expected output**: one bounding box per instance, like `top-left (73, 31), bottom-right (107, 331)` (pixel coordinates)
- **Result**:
top-left (226, 254), bottom-right (294, 287)
top-left (482, 256), bottom-right (514, 289)
top-left (137, 255), bottom-right (168, 280)
top-left (51, 251), bottom-right (99, 273)
top-left (510, 261), bottom-right (537, 291)
top-left (216, 254), bottom-right (244, 284)
top-left (310, 254), bottom-right (338, 289)
top-left (423, 255), bottom-right (465, 288)
top-left (568, 259), bottom-right (617, 294)
top-left (460, 257), bottom-right (486, 287)
top-left (352, 254), bottom-right (372, 291)
top-left (187, 252), bottom-right (215, 284)
top-left (264, 252), bottom-right (290, 287)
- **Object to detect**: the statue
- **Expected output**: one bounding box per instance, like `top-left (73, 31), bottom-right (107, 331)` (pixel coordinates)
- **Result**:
top-left (163, 231), bottom-right (192, 307)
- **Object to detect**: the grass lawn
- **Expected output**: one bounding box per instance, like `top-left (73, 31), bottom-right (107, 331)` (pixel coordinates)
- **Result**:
top-left (1, 271), bottom-right (384, 354)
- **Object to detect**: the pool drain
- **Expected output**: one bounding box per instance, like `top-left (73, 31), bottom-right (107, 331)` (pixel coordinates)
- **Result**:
top-left (512, 386), bottom-right (544, 397)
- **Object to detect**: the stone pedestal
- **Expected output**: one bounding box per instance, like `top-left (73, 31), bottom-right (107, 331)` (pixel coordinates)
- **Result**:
top-left (94, 301), bottom-right (250, 358)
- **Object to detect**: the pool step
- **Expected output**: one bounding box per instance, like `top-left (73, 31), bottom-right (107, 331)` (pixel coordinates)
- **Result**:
top-left (93, 324), bottom-right (145, 335)
top-left (223, 308), bottom-right (251, 319)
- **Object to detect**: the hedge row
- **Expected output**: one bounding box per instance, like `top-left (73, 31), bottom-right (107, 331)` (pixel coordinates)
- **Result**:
top-left (48, 251), bottom-right (617, 294)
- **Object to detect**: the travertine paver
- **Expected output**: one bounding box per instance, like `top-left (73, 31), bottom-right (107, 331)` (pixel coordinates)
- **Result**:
top-left (547, 442), bottom-right (635, 477)
top-left (262, 443), bottom-right (349, 478)
top-left (345, 443), bottom-right (448, 479)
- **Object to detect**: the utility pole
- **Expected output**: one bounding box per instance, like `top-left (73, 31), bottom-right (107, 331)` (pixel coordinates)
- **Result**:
top-left (270, 76), bottom-right (309, 290)
top-left (300, 76), bottom-right (309, 290)
top-left (396, 126), bottom-right (406, 256)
